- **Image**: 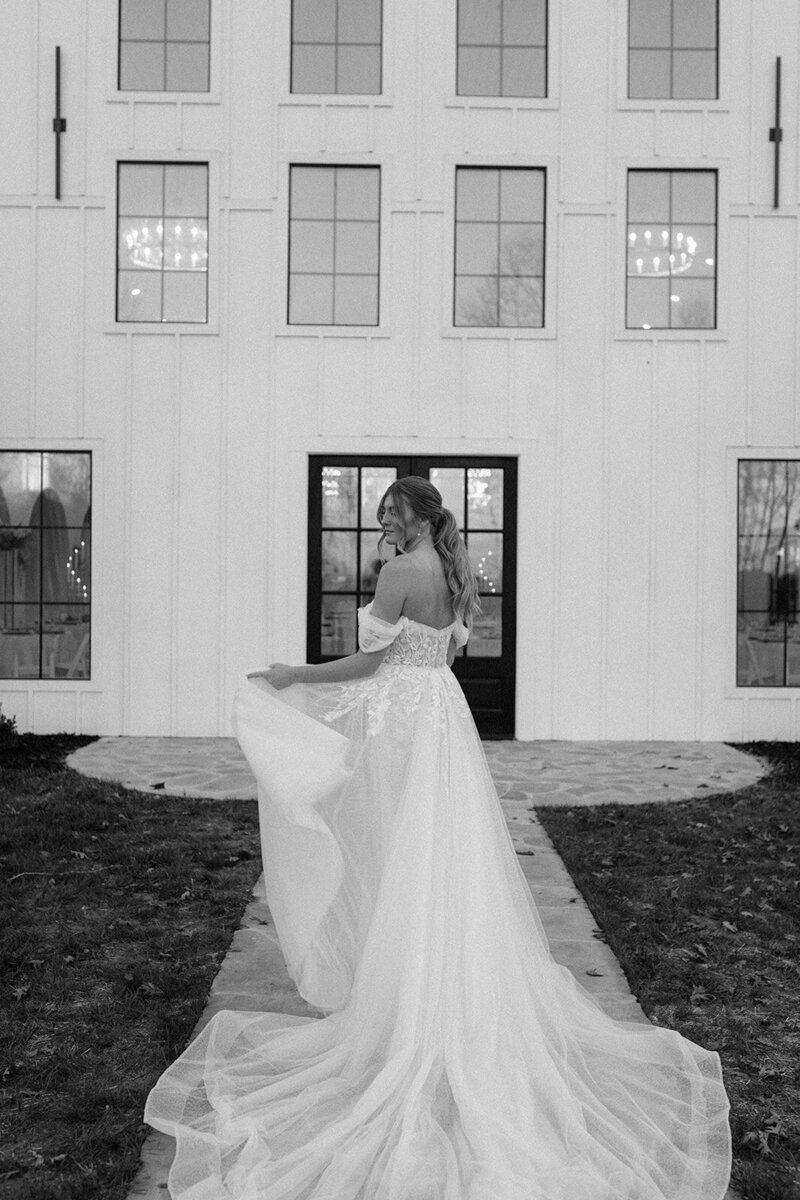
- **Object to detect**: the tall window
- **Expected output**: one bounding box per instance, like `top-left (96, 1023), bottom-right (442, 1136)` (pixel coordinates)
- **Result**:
top-left (454, 167), bottom-right (545, 328)
top-left (457, 0), bottom-right (547, 97)
top-left (0, 452), bottom-right (91, 680)
top-left (118, 0), bottom-right (211, 92)
top-left (628, 0), bottom-right (717, 100)
top-left (117, 162), bottom-right (209, 324)
top-left (626, 170), bottom-right (716, 330)
top-left (291, 0), bottom-right (382, 94)
top-left (288, 166), bottom-right (380, 326)
top-left (738, 461), bottom-right (800, 687)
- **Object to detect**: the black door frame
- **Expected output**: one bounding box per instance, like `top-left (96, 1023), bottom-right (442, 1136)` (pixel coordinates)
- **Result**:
top-left (308, 455), bottom-right (517, 738)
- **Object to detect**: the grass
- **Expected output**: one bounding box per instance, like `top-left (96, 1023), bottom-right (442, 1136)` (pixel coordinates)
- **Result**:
top-left (536, 742), bottom-right (800, 1200)
top-left (0, 732), bottom-right (261, 1200)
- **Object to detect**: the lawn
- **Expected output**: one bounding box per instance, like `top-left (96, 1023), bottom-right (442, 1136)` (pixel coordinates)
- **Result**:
top-left (536, 742), bottom-right (800, 1200)
top-left (0, 729), bottom-right (261, 1200)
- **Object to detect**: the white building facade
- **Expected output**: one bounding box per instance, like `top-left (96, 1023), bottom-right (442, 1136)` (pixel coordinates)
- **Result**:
top-left (2, 0), bottom-right (800, 740)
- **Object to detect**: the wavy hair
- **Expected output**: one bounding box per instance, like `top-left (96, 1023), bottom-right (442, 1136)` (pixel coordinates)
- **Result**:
top-left (377, 476), bottom-right (481, 627)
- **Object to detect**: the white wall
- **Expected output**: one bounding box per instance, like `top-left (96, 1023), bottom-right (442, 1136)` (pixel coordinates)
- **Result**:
top-left (2, 0), bottom-right (800, 739)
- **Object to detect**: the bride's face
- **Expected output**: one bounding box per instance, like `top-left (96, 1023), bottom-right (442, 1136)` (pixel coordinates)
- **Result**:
top-left (380, 492), bottom-right (415, 547)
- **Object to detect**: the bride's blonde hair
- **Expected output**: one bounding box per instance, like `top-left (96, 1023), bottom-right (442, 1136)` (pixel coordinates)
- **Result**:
top-left (377, 477), bottom-right (481, 628)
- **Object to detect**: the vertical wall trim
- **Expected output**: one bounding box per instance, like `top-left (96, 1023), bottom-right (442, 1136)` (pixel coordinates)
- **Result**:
top-left (122, 335), bottom-right (134, 733)
top-left (695, 339), bottom-right (708, 737)
top-left (170, 335), bottom-right (181, 734)
top-left (645, 340), bottom-right (658, 739)
top-left (599, 211), bottom-right (612, 737)
top-left (745, 215), bottom-right (753, 444)
top-left (217, 205), bottom-right (231, 732)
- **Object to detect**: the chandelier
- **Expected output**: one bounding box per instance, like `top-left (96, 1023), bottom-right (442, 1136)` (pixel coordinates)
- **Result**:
top-left (628, 228), bottom-right (712, 277)
top-left (121, 221), bottom-right (208, 271)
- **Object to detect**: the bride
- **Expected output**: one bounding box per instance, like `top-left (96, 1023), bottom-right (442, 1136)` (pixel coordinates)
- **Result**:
top-left (145, 476), bottom-right (732, 1199)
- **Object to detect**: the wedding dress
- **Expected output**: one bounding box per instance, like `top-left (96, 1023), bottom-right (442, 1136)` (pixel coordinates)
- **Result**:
top-left (144, 604), bottom-right (732, 1200)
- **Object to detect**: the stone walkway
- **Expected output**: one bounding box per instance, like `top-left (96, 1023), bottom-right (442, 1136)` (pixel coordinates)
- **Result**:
top-left (66, 738), bottom-right (759, 1200)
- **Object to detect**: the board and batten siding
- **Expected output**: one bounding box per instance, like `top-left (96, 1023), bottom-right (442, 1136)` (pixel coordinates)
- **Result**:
top-left (1, 0), bottom-right (800, 739)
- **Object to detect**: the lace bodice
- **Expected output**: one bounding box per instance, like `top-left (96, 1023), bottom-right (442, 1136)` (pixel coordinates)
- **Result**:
top-left (383, 619), bottom-right (454, 669)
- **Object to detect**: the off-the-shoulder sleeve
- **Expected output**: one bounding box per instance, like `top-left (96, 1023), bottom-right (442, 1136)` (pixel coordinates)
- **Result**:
top-left (452, 619), bottom-right (470, 649)
top-left (358, 603), bottom-right (405, 652)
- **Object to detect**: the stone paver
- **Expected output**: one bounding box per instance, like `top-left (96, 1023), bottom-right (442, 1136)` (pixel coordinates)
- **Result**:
top-left (81, 738), bottom-right (754, 1200)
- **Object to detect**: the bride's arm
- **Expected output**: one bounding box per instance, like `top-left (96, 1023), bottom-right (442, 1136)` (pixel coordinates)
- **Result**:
top-left (249, 648), bottom-right (389, 689)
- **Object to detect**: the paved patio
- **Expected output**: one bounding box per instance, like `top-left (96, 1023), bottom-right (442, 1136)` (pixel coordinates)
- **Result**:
top-left (66, 737), bottom-right (758, 1200)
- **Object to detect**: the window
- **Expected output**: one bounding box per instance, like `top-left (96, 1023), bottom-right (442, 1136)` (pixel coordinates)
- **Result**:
top-left (0, 452), bottom-right (91, 681)
top-left (118, 0), bottom-right (211, 92)
top-left (291, 0), bottom-right (382, 94)
top-left (626, 170), bottom-right (716, 330)
top-left (117, 162), bottom-right (209, 324)
top-left (288, 166), bottom-right (380, 326)
top-left (457, 0), bottom-right (547, 97)
top-left (628, 0), bottom-right (717, 100)
top-left (454, 167), bottom-right (545, 328)
top-left (738, 461), bottom-right (800, 687)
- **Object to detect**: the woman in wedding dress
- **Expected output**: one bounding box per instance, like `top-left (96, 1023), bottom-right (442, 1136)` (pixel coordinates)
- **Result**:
top-left (145, 477), bottom-right (732, 1200)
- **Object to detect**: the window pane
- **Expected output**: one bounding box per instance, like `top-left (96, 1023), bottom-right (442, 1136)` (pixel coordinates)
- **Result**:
top-left (118, 164), bottom-right (164, 215)
top-left (739, 462), bottom-right (788, 537)
top-left (499, 276), bottom-right (543, 326)
top-left (361, 466), bottom-right (397, 526)
top-left (322, 465), bottom-right (358, 526)
top-left (673, 0), bottom-right (717, 49)
top-left (459, 0), bottom-right (502, 45)
top-left (502, 47), bottom-right (546, 97)
top-left (322, 530), bottom-right (357, 590)
top-left (673, 225), bottom-right (715, 275)
top-left (456, 223), bottom-right (499, 275)
top-left (45, 607), bottom-right (91, 678)
top-left (337, 45), bottom-right (381, 93)
top-left (164, 165), bottom-right (207, 215)
top-left (500, 224), bottom-right (543, 274)
top-left (626, 277), bottom-right (670, 328)
top-left (469, 595), bottom-right (502, 656)
top-left (290, 220), bottom-right (335, 273)
top-left (119, 42), bottom-right (166, 90)
top-left (628, 49), bottom-right (671, 98)
top-left (44, 454), bottom-right (91, 524)
top-left (628, 171), bottom-right (670, 223)
top-left (458, 47), bottom-right (501, 96)
top-left (335, 168), bottom-right (380, 220)
top-left (500, 169), bottom-right (544, 221)
top-left (628, 0), bottom-right (671, 49)
top-left (120, 0), bottom-right (166, 40)
top-left (167, 0), bottom-right (210, 40)
top-left (469, 532), bottom-right (503, 593)
top-left (0, 453), bottom-right (41, 522)
top-left (504, 0), bottom-right (546, 45)
top-left (338, 0), bottom-right (382, 43)
top-left (670, 278), bottom-right (714, 329)
top-left (289, 274), bottom-right (334, 323)
top-left (672, 50), bottom-right (717, 99)
top-left (429, 468), bottom-right (465, 527)
top-left (291, 167), bottom-right (336, 219)
top-left (334, 275), bottom-right (378, 324)
top-left (292, 0), bottom-right (337, 42)
top-left (166, 42), bottom-right (209, 90)
top-left (787, 463), bottom-right (800, 532)
top-left (335, 221), bottom-right (379, 273)
top-left (117, 271), bottom-right (163, 321)
top-left (457, 170), bottom-right (500, 221)
top-left (292, 44), bottom-right (337, 93)
top-left (455, 276), bottom-right (498, 326)
top-left (162, 271), bottom-right (207, 322)
top-left (468, 467), bottom-right (504, 529)
top-left (321, 594), bottom-right (357, 655)
top-left (360, 533), bottom-right (383, 591)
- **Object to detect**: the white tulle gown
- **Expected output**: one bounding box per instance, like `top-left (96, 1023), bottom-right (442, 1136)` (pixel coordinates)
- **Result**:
top-left (144, 605), bottom-right (732, 1200)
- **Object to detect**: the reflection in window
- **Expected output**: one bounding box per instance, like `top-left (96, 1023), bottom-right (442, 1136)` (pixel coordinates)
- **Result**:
top-left (319, 464), bottom-right (396, 655)
top-left (626, 169), bottom-right (716, 330)
top-left (119, 0), bottom-right (211, 92)
top-left (454, 167), bottom-right (545, 328)
top-left (291, 0), bottom-right (382, 94)
top-left (117, 162), bottom-right (209, 323)
top-left (0, 452), bottom-right (91, 680)
top-left (628, 0), bottom-right (717, 100)
top-left (457, 0), bottom-right (547, 98)
top-left (738, 461), bottom-right (800, 687)
top-left (289, 166), bottom-right (381, 325)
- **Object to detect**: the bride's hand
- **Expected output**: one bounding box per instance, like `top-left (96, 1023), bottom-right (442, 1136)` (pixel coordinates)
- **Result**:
top-left (247, 663), bottom-right (298, 690)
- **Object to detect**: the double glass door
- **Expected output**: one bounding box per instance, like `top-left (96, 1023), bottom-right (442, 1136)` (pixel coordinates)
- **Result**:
top-left (307, 455), bottom-right (517, 737)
